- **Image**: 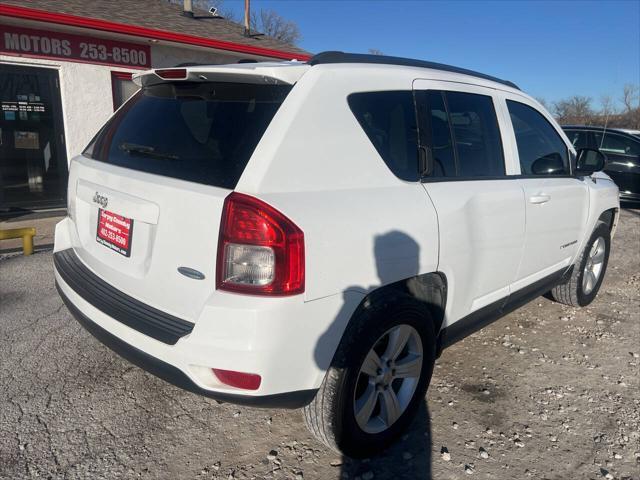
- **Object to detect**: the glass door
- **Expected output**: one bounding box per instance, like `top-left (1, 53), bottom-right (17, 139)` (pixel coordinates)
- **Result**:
top-left (0, 64), bottom-right (68, 210)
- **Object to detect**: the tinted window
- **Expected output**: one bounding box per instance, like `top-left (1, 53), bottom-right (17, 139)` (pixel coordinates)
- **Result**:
top-left (446, 91), bottom-right (505, 177)
top-left (416, 90), bottom-right (504, 178)
top-left (348, 91), bottom-right (419, 181)
top-left (507, 100), bottom-right (569, 175)
top-left (423, 91), bottom-right (456, 176)
top-left (565, 129), bottom-right (589, 149)
top-left (84, 82), bottom-right (291, 189)
top-left (594, 132), bottom-right (640, 156)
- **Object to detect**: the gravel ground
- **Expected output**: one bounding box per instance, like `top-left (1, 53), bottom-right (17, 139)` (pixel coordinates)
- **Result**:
top-left (1, 209), bottom-right (638, 480)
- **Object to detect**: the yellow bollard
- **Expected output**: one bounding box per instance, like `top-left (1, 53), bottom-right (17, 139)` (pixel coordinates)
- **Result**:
top-left (0, 227), bottom-right (37, 255)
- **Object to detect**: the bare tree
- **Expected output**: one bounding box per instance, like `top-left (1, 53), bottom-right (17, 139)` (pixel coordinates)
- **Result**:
top-left (368, 49), bottom-right (384, 56)
top-left (535, 97), bottom-right (550, 111)
top-left (542, 86), bottom-right (639, 129)
top-left (251, 9), bottom-right (301, 45)
top-left (599, 94), bottom-right (616, 117)
top-left (167, 1), bottom-right (301, 45)
top-left (621, 84), bottom-right (639, 113)
top-left (553, 96), bottom-right (594, 125)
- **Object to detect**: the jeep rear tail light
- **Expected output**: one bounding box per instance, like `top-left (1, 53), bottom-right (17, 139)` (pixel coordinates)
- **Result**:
top-left (217, 192), bottom-right (304, 296)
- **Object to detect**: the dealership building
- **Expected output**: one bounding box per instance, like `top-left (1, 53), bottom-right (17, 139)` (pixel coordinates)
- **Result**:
top-left (0, 0), bottom-right (308, 211)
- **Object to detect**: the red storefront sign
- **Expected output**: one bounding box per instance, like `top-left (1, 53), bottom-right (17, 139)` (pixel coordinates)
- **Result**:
top-left (0, 25), bottom-right (151, 68)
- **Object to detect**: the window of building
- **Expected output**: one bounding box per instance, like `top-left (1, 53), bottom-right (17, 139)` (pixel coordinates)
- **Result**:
top-left (111, 72), bottom-right (137, 110)
top-left (507, 100), bottom-right (569, 176)
top-left (0, 64), bottom-right (68, 209)
top-left (415, 90), bottom-right (504, 178)
top-left (347, 91), bottom-right (419, 181)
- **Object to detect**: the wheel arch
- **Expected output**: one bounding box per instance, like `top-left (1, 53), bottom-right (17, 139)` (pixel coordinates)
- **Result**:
top-left (345, 271), bottom-right (447, 348)
top-left (598, 207), bottom-right (619, 236)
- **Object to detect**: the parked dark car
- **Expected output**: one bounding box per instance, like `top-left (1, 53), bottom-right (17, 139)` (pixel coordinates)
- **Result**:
top-left (563, 125), bottom-right (640, 203)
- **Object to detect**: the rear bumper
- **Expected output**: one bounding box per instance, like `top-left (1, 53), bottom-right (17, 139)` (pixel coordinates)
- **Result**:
top-left (53, 215), bottom-right (362, 407)
top-left (54, 249), bottom-right (194, 345)
top-left (56, 282), bottom-right (316, 408)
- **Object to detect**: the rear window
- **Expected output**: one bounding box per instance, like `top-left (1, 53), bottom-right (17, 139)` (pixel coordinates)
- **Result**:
top-left (83, 82), bottom-right (291, 189)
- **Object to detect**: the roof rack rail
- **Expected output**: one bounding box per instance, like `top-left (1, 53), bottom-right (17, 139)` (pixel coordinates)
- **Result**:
top-left (307, 51), bottom-right (520, 90)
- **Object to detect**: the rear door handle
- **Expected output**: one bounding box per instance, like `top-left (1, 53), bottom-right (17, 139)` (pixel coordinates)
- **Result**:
top-left (529, 194), bottom-right (551, 204)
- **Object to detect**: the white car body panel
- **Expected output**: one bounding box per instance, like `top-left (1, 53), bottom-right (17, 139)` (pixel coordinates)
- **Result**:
top-left (423, 180), bottom-right (525, 325)
top-left (63, 156), bottom-right (230, 322)
top-left (515, 177), bottom-right (589, 282)
top-left (55, 220), bottom-right (364, 395)
top-left (54, 60), bottom-right (620, 402)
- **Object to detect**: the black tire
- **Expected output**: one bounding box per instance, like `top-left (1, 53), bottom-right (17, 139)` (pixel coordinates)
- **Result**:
top-left (303, 294), bottom-right (436, 458)
top-left (550, 221), bottom-right (611, 307)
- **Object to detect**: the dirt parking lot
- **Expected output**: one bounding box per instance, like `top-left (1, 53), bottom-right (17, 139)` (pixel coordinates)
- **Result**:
top-left (1, 209), bottom-right (639, 480)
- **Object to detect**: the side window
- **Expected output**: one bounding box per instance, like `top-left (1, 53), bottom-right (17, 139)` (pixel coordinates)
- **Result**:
top-left (594, 132), bottom-right (640, 156)
top-left (416, 90), bottom-right (505, 178)
top-left (446, 91), bottom-right (505, 177)
top-left (348, 91), bottom-right (419, 181)
top-left (423, 91), bottom-right (456, 177)
top-left (565, 130), bottom-right (589, 149)
top-left (507, 100), bottom-right (569, 176)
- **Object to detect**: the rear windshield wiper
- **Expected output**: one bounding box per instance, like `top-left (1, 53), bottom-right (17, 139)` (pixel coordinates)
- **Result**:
top-left (119, 142), bottom-right (179, 160)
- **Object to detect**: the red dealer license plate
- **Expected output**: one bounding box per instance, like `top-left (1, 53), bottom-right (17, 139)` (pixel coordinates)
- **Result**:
top-left (96, 209), bottom-right (134, 257)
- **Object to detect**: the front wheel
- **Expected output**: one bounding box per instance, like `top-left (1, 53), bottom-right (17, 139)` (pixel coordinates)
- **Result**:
top-left (550, 221), bottom-right (611, 307)
top-left (303, 296), bottom-right (435, 458)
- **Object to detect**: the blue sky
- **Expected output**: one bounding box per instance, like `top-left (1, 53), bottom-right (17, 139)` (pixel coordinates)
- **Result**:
top-left (223, 0), bottom-right (640, 109)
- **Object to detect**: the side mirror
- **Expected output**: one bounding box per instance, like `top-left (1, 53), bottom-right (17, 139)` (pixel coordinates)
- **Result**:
top-left (531, 153), bottom-right (566, 175)
top-left (576, 148), bottom-right (606, 175)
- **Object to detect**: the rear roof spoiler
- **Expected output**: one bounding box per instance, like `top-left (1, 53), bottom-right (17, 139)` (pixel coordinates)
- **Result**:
top-left (133, 62), bottom-right (309, 87)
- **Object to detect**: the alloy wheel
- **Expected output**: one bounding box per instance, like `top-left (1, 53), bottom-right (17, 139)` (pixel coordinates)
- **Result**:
top-left (353, 324), bottom-right (423, 434)
top-left (582, 236), bottom-right (606, 295)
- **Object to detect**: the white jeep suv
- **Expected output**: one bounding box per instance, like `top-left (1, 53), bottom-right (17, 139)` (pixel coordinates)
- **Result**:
top-left (54, 52), bottom-right (620, 457)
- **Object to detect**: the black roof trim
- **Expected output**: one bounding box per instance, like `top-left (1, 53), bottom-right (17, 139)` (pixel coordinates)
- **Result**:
top-left (308, 51), bottom-right (520, 90)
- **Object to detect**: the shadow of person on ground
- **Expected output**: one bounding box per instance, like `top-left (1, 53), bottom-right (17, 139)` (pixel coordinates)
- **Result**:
top-left (340, 401), bottom-right (432, 479)
top-left (313, 231), bottom-right (433, 479)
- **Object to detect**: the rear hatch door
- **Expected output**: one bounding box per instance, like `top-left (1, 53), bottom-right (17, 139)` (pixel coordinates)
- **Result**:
top-left (69, 74), bottom-right (293, 322)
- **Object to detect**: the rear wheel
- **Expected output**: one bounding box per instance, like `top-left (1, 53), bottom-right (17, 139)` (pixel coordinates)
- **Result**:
top-left (550, 221), bottom-right (611, 307)
top-left (303, 296), bottom-right (435, 458)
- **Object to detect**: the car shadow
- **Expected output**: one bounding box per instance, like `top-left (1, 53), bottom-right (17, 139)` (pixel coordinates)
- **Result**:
top-left (313, 230), bottom-right (433, 478)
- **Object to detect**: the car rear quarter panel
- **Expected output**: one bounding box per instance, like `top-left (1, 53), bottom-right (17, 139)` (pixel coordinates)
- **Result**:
top-left (236, 65), bottom-right (440, 302)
